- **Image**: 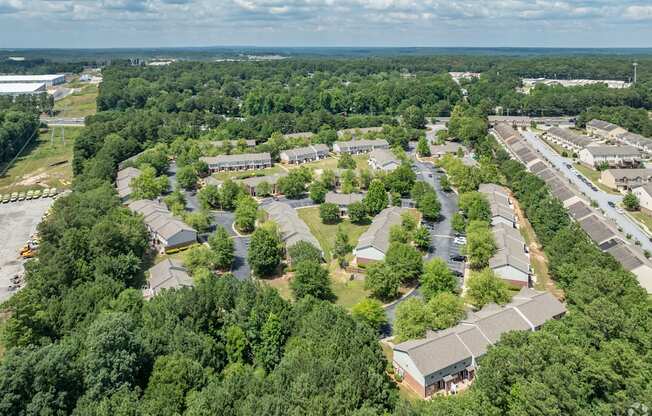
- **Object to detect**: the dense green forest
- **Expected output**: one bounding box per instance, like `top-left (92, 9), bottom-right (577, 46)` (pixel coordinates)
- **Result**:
top-left (2, 55), bottom-right (652, 415)
top-left (0, 110), bottom-right (40, 164)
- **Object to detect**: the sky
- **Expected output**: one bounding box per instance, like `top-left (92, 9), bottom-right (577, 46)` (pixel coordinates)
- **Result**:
top-left (1, 0), bottom-right (652, 48)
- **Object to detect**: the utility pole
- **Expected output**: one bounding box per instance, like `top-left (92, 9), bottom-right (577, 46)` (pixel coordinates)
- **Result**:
top-left (633, 62), bottom-right (638, 84)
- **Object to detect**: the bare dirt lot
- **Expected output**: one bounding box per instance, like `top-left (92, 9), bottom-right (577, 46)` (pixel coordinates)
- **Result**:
top-left (0, 197), bottom-right (55, 303)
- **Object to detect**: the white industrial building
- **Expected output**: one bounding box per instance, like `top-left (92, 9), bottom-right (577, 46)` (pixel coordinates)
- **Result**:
top-left (0, 83), bottom-right (46, 96)
top-left (0, 74), bottom-right (65, 86)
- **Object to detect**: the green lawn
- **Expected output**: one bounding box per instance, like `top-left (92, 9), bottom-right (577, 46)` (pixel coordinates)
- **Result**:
top-left (573, 163), bottom-right (620, 195)
top-left (213, 165), bottom-right (286, 180)
top-left (53, 84), bottom-right (98, 118)
top-left (630, 211), bottom-right (652, 235)
top-left (297, 206), bottom-right (371, 260)
top-left (291, 154), bottom-right (369, 172)
top-left (0, 127), bottom-right (78, 194)
top-left (540, 137), bottom-right (569, 157)
top-left (261, 261), bottom-right (371, 310)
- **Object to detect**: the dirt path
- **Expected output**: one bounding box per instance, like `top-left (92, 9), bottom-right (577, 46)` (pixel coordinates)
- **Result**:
top-left (510, 192), bottom-right (565, 300)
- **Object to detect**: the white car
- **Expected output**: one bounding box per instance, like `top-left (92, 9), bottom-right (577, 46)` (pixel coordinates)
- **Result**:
top-left (453, 237), bottom-right (467, 245)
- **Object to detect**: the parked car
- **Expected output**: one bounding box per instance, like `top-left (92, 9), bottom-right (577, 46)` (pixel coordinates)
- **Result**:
top-left (33, 189), bottom-right (41, 199)
top-left (453, 236), bottom-right (467, 245)
top-left (616, 208), bottom-right (624, 214)
top-left (608, 201), bottom-right (616, 208)
top-left (10, 192), bottom-right (18, 202)
top-left (18, 192), bottom-right (26, 201)
top-left (450, 254), bottom-right (466, 262)
top-left (1, 194), bottom-right (9, 203)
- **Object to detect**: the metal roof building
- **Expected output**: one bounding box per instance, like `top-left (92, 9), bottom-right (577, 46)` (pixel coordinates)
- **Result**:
top-left (0, 82), bottom-right (46, 95)
top-left (0, 74), bottom-right (65, 86)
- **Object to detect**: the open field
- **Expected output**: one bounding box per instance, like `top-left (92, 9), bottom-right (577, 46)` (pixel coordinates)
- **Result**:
top-left (261, 259), bottom-right (371, 309)
top-left (297, 206), bottom-right (371, 260)
top-left (0, 127), bottom-right (78, 195)
top-left (53, 83), bottom-right (98, 118)
top-left (213, 165), bottom-right (286, 181)
top-left (573, 163), bottom-right (620, 195)
top-left (288, 154), bottom-right (370, 171)
top-left (630, 211), bottom-right (652, 236)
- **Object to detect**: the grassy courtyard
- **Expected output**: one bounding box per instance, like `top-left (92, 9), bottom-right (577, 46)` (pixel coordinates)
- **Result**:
top-left (0, 127), bottom-right (79, 194)
top-left (53, 83), bottom-right (98, 118)
top-left (630, 211), bottom-right (652, 235)
top-left (290, 154), bottom-right (369, 172)
top-left (297, 206), bottom-right (371, 260)
top-left (213, 165), bottom-right (287, 181)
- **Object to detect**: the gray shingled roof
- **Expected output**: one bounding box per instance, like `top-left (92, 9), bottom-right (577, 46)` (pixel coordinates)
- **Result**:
top-left (394, 289), bottom-right (566, 378)
top-left (281, 144), bottom-right (329, 161)
top-left (116, 167), bottom-right (142, 199)
top-left (547, 127), bottom-right (593, 148)
top-left (587, 119), bottom-right (619, 132)
top-left (148, 258), bottom-right (193, 294)
top-left (605, 242), bottom-right (644, 271)
top-left (356, 206), bottom-right (407, 254)
top-left (529, 161), bottom-right (548, 174)
top-left (579, 214), bottom-right (617, 245)
top-left (129, 199), bottom-right (196, 241)
top-left (430, 142), bottom-right (463, 155)
top-left (240, 172), bottom-right (287, 188)
top-left (567, 201), bottom-right (592, 221)
top-left (263, 201), bottom-right (322, 251)
top-left (325, 192), bottom-right (364, 206)
top-left (494, 123), bottom-right (519, 141)
top-left (334, 139), bottom-right (389, 152)
top-left (201, 152), bottom-right (272, 165)
top-left (369, 148), bottom-right (399, 168)
top-left (603, 168), bottom-right (652, 181)
top-left (583, 146), bottom-right (641, 157)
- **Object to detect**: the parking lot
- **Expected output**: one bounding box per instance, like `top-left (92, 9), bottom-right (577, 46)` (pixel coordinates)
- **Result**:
top-left (0, 198), bottom-right (54, 302)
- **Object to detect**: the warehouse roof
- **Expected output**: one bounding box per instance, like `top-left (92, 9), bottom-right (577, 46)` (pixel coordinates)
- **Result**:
top-left (0, 74), bottom-right (63, 82)
top-left (0, 82), bottom-right (46, 94)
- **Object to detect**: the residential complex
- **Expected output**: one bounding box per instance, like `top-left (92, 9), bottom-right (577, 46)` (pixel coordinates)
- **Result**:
top-left (586, 119), bottom-right (627, 140)
top-left (333, 139), bottom-right (389, 155)
top-left (492, 123), bottom-right (652, 293)
top-left (578, 146), bottom-right (642, 168)
top-left (129, 200), bottom-right (197, 252)
top-left (115, 167), bottom-right (142, 202)
top-left (200, 152), bottom-right (272, 172)
top-left (263, 201), bottom-right (322, 256)
top-left (355, 207), bottom-right (408, 264)
top-left (615, 132), bottom-right (652, 154)
top-left (429, 142), bottom-right (463, 158)
top-left (545, 127), bottom-right (593, 152)
top-left (368, 148), bottom-right (400, 172)
top-left (144, 258), bottom-right (193, 298)
top-left (632, 184), bottom-right (652, 214)
top-left (280, 144), bottom-right (329, 164)
top-left (239, 173), bottom-right (287, 196)
top-left (393, 288), bottom-right (566, 398)
top-left (600, 169), bottom-right (652, 192)
top-left (478, 184), bottom-right (531, 286)
top-left (325, 192), bottom-right (364, 216)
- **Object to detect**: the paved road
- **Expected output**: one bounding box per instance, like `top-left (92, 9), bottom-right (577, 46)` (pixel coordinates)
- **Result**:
top-left (0, 198), bottom-right (55, 302)
top-left (383, 151), bottom-right (464, 330)
top-left (167, 162), bottom-right (251, 280)
top-left (522, 130), bottom-right (652, 251)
